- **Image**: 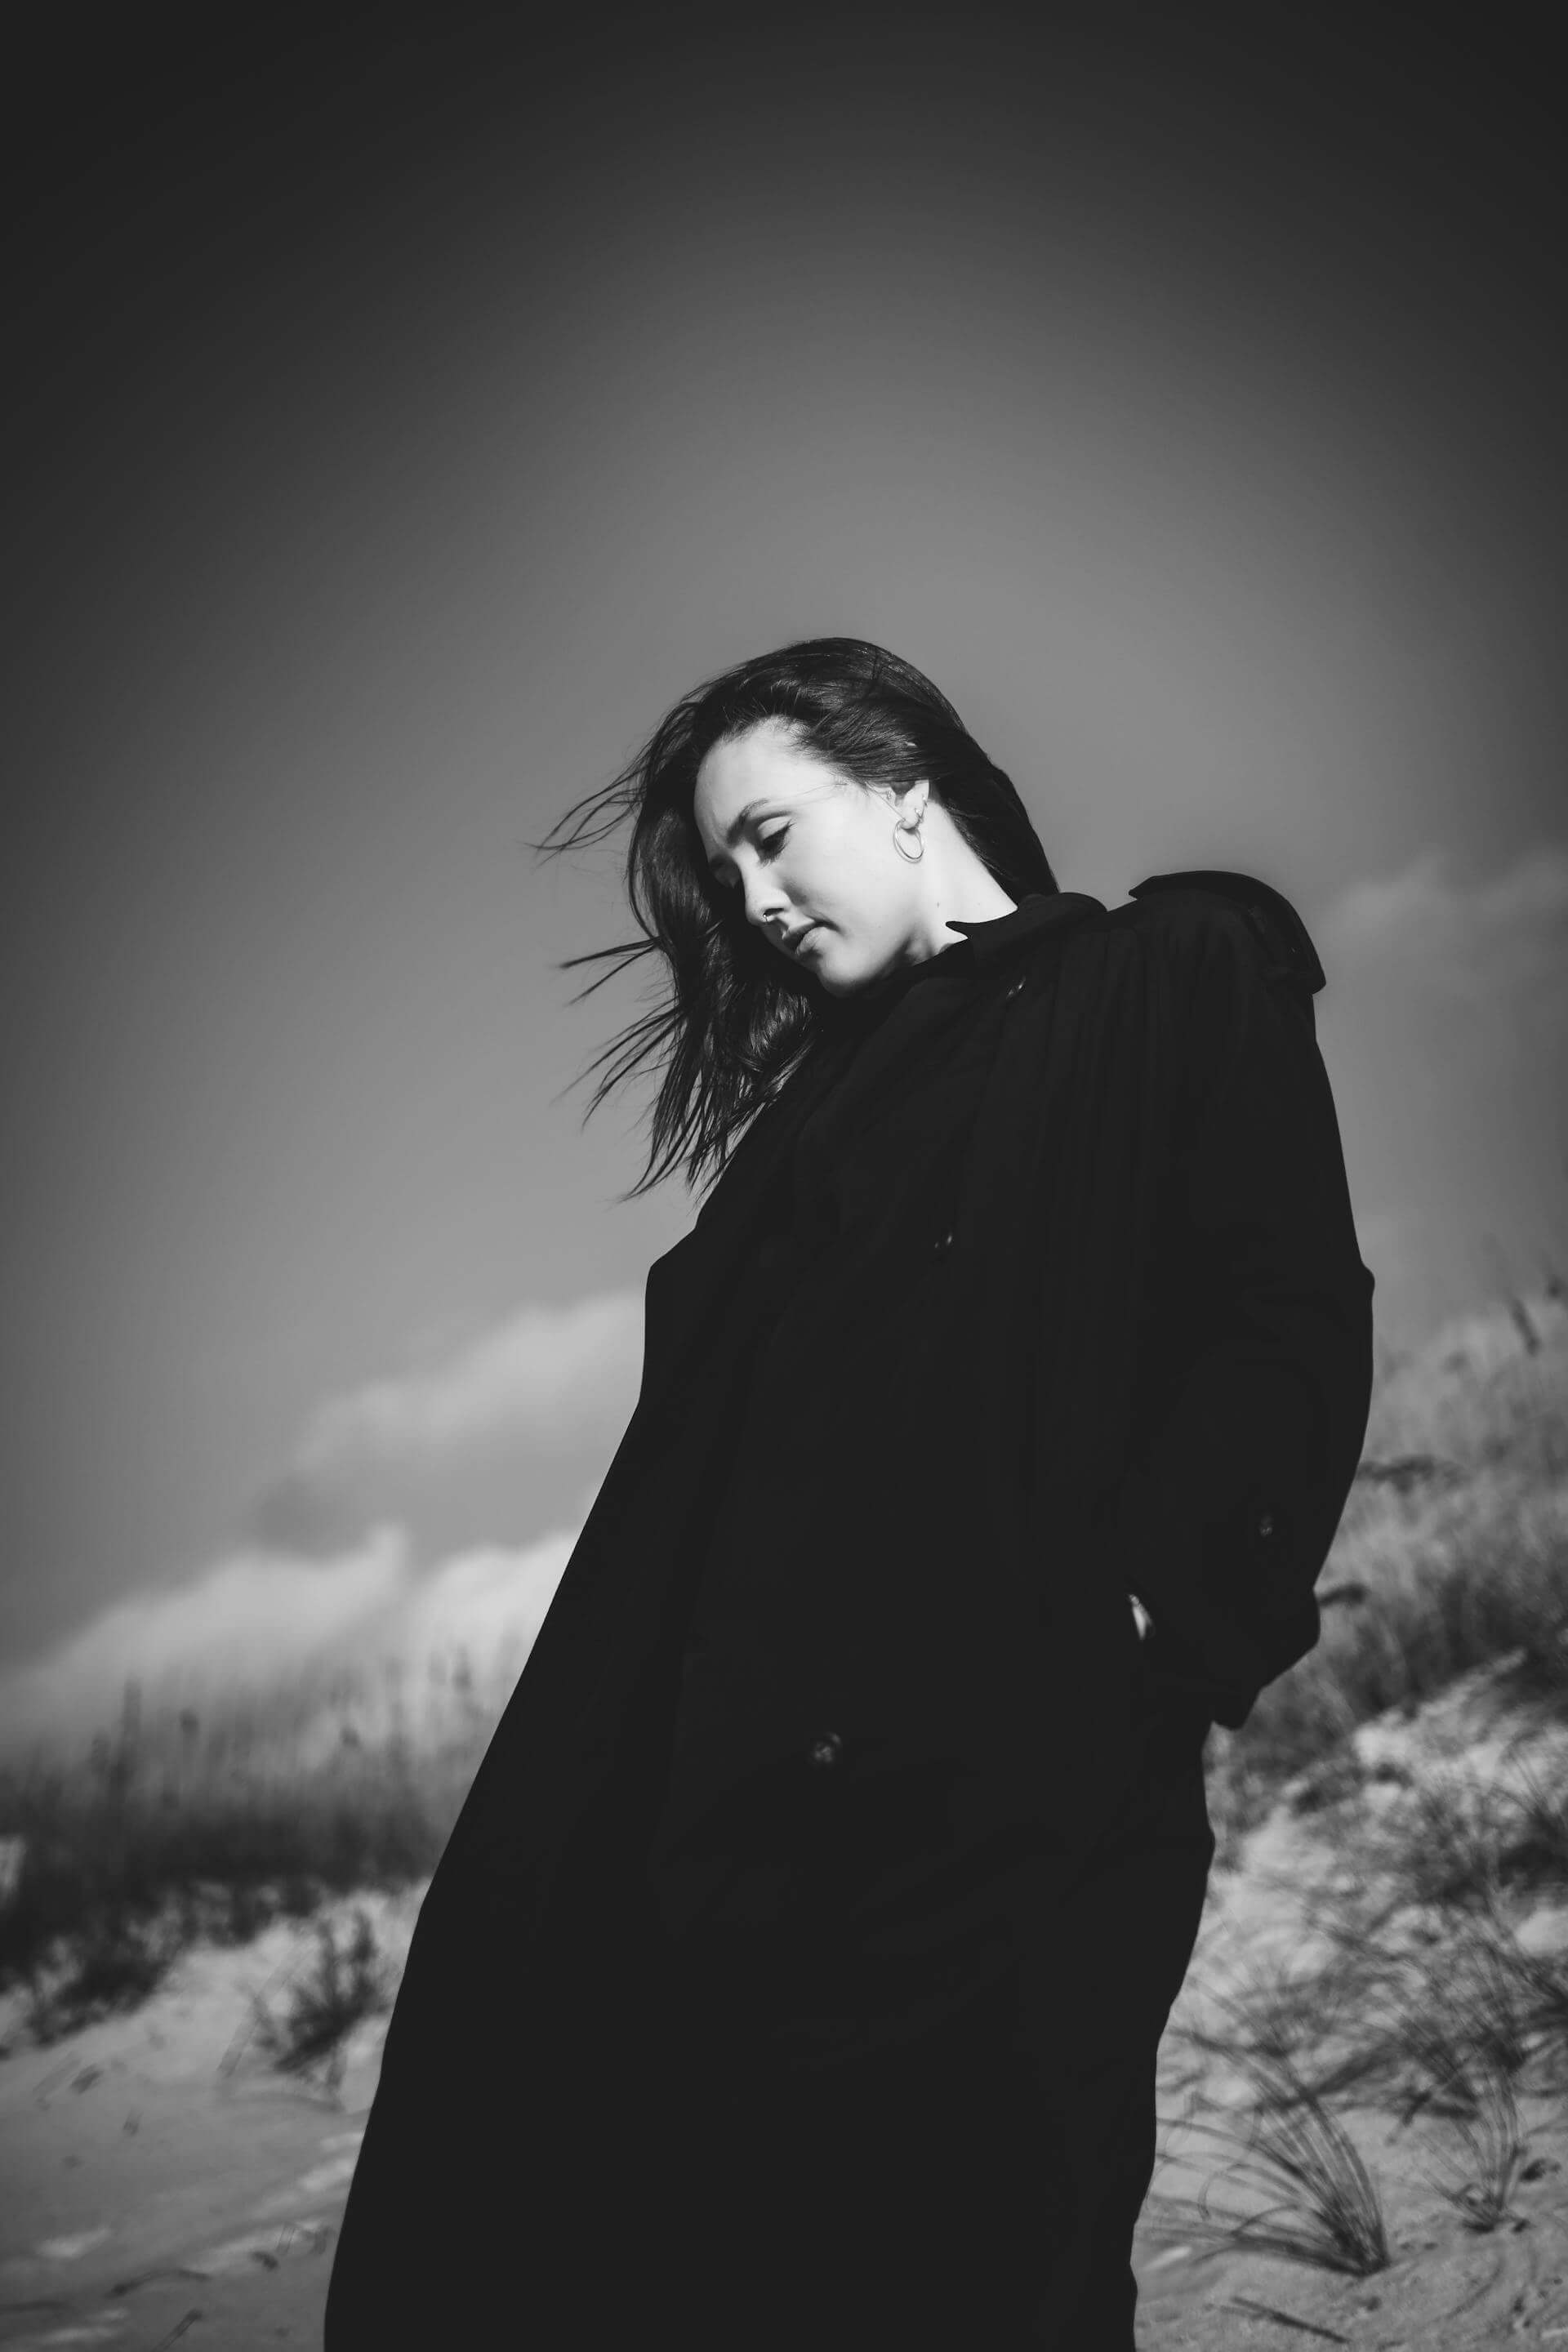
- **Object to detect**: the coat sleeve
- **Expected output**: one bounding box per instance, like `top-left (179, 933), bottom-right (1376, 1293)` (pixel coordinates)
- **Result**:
top-left (1101, 893), bottom-right (1376, 1729)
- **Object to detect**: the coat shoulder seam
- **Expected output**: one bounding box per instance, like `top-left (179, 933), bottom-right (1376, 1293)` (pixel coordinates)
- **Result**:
top-left (1121, 870), bottom-right (1326, 996)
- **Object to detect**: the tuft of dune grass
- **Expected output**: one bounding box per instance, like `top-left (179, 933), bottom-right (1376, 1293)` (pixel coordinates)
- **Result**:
top-left (1151, 2044), bottom-right (1392, 2278)
top-left (0, 1646), bottom-right (513, 2037)
top-left (234, 1906), bottom-right (396, 2101)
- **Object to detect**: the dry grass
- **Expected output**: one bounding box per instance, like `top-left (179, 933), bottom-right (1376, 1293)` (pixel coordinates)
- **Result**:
top-left (1152, 2048), bottom-right (1392, 2277)
top-left (1156, 1877), bottom-right (1561, 2272)
top-left (234, 1906), bottom-right (396, 2100)
top-left (0, 1646), bottom-right (511, 2037)
top-left (1162, 1619), bottom-right (1568, 2278)
top-left (1413, 2047), bottom-right (1529, 2231)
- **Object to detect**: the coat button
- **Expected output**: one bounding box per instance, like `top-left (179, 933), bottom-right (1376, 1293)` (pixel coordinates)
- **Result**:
top-left (807, 1733), bottom-right (843, 1767)
top-left (1256, 1511), bottom-right (1276, 1539)
top-left (932, 1227), bottom-right (955, 1255)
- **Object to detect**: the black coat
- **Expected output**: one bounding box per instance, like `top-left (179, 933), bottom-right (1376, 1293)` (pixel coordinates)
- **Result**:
top-left (324, 871), bottom-right (1375, 2342)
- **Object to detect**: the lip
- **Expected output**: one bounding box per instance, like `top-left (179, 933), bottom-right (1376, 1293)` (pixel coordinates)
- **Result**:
top-left (788, 924), bottom-right (821, 954)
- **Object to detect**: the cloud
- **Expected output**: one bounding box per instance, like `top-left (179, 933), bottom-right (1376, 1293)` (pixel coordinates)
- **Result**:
top-left (391, 1536), bottom-right (574, 1676)
top-left (0, 1521), bottom-right (578, 1760)
top-left (0, 1284), bottom-right (648, 1757)
top-left (295, 1289), bottom-right (644, 1472)
top-left (1318, 840), bottom-right (1568, 1013)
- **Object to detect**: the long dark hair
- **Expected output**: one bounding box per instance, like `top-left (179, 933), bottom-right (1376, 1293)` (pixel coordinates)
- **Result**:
top-left (528, 636), bottom-right (1058, 1200)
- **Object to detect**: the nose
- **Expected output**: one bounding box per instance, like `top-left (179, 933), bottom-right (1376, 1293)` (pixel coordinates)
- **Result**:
top-left (740, 872), bottom-right (789, 938)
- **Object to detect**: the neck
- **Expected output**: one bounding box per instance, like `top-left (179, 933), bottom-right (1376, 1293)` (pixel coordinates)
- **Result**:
top-left (909, 866), bottom-right (1019, 961)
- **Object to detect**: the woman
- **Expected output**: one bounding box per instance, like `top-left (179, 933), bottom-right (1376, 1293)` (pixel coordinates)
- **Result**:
top-left (324, 638), bottom-right (1374, 2349)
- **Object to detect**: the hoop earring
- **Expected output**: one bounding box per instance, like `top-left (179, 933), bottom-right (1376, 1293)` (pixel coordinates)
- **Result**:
top-left (892, 817), bottom-right (924, 862)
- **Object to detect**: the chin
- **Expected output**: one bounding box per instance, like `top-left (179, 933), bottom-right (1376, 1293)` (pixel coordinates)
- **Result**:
top-left (811, 936), bottom-right (891, 1000)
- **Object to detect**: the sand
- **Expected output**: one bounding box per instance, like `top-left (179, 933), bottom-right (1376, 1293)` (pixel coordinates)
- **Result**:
top-left (0, 1890), bottom-right (420, 2350)
top-left (2, 1673), bottom-right (1566, 2349)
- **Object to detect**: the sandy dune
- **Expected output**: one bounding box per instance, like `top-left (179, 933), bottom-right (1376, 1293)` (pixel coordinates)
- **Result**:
top-left (0, 1891), bottom-right (420, 2350)
top-left (2, 1674), bottom-right (1566, 2349)
top-left (1140, 1669), bottom-right (1568, 2348)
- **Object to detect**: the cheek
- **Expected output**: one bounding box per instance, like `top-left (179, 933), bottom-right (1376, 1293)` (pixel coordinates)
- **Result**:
top-left (813, 806), bottom-right (886, 901)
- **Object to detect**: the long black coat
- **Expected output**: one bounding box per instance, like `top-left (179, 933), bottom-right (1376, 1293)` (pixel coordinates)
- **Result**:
top-left (324, 871), bottom-right (1375, 2342)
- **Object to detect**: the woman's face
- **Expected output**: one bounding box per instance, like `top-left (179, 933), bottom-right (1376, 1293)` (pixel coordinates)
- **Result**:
top-left (693, 719), bottom-right (928, 998)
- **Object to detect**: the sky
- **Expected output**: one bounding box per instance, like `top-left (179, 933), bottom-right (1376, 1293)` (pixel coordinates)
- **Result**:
top-left (2, 1), bottom-right (1565, 1731)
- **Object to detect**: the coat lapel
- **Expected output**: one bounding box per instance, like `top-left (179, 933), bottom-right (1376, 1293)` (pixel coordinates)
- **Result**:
top-left (639, 891), bottom-right (1107, 1410)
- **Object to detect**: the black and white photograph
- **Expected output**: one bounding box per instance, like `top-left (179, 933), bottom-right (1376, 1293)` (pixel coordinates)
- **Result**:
top-left (2, 5), bottom-right (1566, 2346)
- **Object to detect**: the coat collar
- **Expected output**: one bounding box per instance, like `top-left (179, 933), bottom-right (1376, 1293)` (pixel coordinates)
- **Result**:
top-left (640, 888), bottom-right (1106, 1413)
top-left (946, 888), bottom-right (1083, 964)
top-left (817, 889), bottom-right (1101, 1031)
top-left (879, 886), bottom-right (1094, 977)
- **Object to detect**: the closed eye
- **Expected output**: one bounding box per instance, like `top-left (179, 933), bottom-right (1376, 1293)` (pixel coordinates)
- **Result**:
top-left (712, 822), bottom-right (790, 889)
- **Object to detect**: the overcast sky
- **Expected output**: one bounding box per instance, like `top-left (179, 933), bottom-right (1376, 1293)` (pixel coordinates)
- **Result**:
top-left (2, 2), bottom-right (1564, 1719)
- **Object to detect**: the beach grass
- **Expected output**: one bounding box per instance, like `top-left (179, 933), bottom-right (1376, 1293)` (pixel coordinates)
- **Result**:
top-left (234, 1905), bottom-right (397, 2098)
top-left (0, 1650), bottom-right (506, 2038)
